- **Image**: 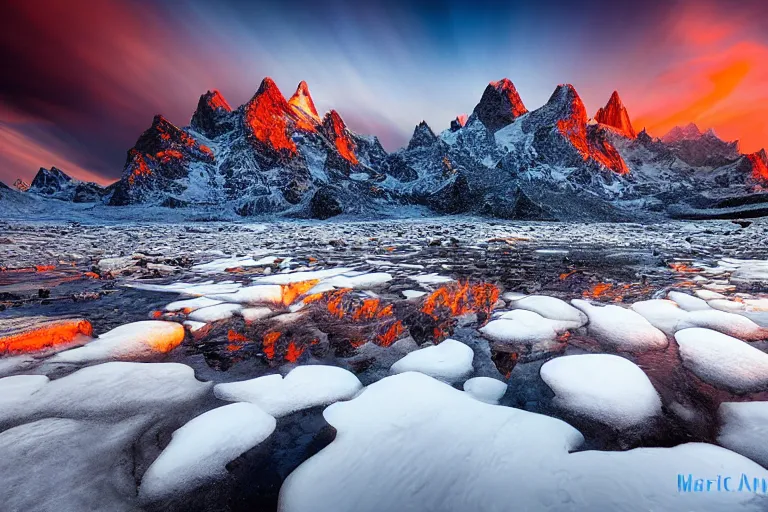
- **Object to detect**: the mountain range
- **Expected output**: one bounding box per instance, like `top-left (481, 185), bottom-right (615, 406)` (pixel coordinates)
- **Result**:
top-left (5, 78), bottom-right (768, 220)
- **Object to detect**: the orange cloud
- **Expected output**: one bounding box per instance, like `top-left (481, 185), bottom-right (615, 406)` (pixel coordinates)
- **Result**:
top-left (631, 5), bottom-right (768, 153)
top-left (0, 123), bottom-right (110, 185)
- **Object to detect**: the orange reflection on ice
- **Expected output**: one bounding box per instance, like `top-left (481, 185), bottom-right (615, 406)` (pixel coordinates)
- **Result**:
top-left (285, 340), bottom-right (305, 362)
top-left (262, 331), bottom-right (281, 359)
top-left (669, 262), bottom-right (701, 273)
top-left (583, 283), bottom-right (614, 299)
top-left (377, 320), bottom-right (404, 347)
top-left (1, 319), bottom-right (93, 355)
top-left (421, 282), bottom-right (499, 319)
top-left (280, 280), bottom-right (320, 306)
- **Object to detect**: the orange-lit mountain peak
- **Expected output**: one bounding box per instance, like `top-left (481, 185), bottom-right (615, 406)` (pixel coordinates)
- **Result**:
top-left (288, 80), bottom-right (320, 122)
top-left (473, 78), bottom-right (527, 132)
top-left (323, 110), bottom-right (359, 165)
top-left (747, 149), bottom-right (768, 183)
top-left (244, 77), bottom-right (297, 154)
top-left (595, 90), bottom-right (636, 139)
top-left (205, 89), bottom-right (232, 112)
top-left (542, 84), bottom-right (629, 175)
top-left (450, 114), bottom-right (468, 132)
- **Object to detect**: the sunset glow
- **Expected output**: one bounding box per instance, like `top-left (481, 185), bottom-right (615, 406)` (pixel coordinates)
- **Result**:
top-left (0, 0), bottom-right (766, 184)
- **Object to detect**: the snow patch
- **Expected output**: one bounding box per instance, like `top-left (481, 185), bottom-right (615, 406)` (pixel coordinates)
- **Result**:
top-left (540, 354), bottom-right (662, 429)
top-left (139, 402), bottom-right (276, 502)
top-left (214, 365), bottom-right (362, 418)
top-left (390, 339), bottom-right (474, 384)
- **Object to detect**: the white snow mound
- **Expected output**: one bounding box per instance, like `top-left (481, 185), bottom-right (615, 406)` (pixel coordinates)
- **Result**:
top-left (49, 321), bottom-right (185, 364)
top-left (676, 328), bottom-right (768, 393)
top-left (463, 377), bottom-right (507, 404)
top-left (390, 338), bottom-right (474, 384)
top-left (214, 365), bottom-right (362, 418)
top-left (140, 402), bottom-right (276, 502)
top-left (540, 354), bottom-right (662, 429)
top-left (718, 401), bottom-right (768, 468)
top-left (571, 299), bottom-right (668, 351)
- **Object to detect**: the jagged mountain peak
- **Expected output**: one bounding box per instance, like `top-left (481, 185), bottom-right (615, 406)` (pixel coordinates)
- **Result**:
top-left (660, 122), bottom-right (740, 167)
top-left (323, 110), bottom-right (359, 165)
top-left (746, 149), bottom-right (768, 183)
top-left (527, 84), bottom-right (587, 127)
top-left (203, 90), bottom-right (231, 112)
top-left (522, 83), bottom-right (629, 175)
top-left (13, 179), bottom-right (30, 192)
top-left (595, 90), bottom-right (636, 139)
top-left (33, 166), bottom-right (72, 183)
top-left (550, 84), bottom-right (583, 110)
top-left (450, 114), bottom-right (468, 132)
top-left (288, 80), bottom-right (320, 122)
top-left (191, 90), bottom-right (235, 137)
top-left (244, 77), bottom-right (297, 154)
top-left (662, 123), bottom-right (703, 144)
top-left (472, 78), bottom-right (528, 132)
top-left (407, 120), bottom-right (437, 150)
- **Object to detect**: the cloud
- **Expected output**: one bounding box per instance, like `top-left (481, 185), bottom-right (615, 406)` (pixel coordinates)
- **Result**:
top-left (630, 5), bottom-right (768, 151)
top-left (0, 123), bottom-right (109, 185)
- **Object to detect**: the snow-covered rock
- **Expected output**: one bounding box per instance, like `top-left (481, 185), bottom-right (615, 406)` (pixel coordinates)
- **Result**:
top-left (139, 402), bottom-right (276, 502)
top-left (463, 377), bottom-right (507, 404)
top-left (186, 303), bottom-right (243, 322)
top-left (126, 281), bottom-right (242, 296)
top-left (310, 272), bottom-right (393, 290)
top-left (718, 401), bottom-right (768, 468)
top-left (540, 354), bottom-right (662, 429)
top-left (676, 328), bottom-right (768, 393)
top-left (630, 299), bottom-right (689, 336)
top-left (49, 321), bottom-right (185, 364)
top-left (214, 365), bottom-right (362, 418)
top-left (0, 417), bottom-right (144, 512)
top-left (684, 309), bottom-right (767, 341)
top-left (402, 289), bottom-right (427, 299)
top-left (241, 306), bottom-right (275, 322)
top-left (206, 285), bottom-right (284, 305)
top-left (2, 362), bottom-right (210, 426)
top-left (164, 296), bottom-right (223, 312)
top-left (409, 273), bottom-right (454, 285)
top-left (571, 299), bottom-right (668, 351)
top-left (279, 372), bottom-right (767, 512)
top-left (668, 291), bottom-right (711, 311)
top-left (509, 295), bottom-right (587, 330)
top-left (0, 375), bottom-right (50, 424)
top-left (480, 310), bottom-right (560, 346)
top-left (278, 372), bottom-right (584, 512)
top-left (192, 255), bottom-right (277, 273)
top-left (390, 339), bottom-right (474, 384)
top-left (252, 268), bottom-right (352, 285)
top-left (632, 299), bottom-right (767, 340)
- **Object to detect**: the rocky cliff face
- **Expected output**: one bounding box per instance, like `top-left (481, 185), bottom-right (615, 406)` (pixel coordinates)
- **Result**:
top-left (471, 79), bottom-right (528, 133)
top-left (594, 91), bottom-right (636, 139)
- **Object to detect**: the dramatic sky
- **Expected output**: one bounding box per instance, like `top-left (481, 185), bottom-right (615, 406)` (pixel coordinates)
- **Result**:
top-left (1, 0), bottom-right (767, 185)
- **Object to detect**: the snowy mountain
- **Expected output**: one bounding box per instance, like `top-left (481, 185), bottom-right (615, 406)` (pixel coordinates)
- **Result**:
top-left (27, 167), bottom-right (107, 202)
top-left (7, 77), bottom-right (768, 220)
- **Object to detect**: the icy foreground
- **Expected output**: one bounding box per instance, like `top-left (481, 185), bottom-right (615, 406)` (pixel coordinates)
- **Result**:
top-left (1, 219), bottom-right (768, 511)
top-left (279, 373), bottom-right (768, 512)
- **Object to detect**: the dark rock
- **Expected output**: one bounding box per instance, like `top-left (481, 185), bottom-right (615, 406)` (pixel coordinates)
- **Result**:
top-left (309, 188), bottom-right (343, 219)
